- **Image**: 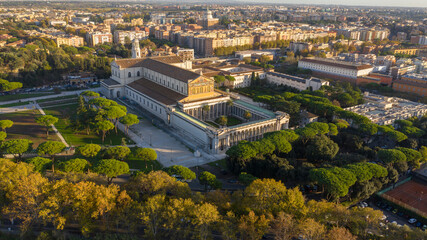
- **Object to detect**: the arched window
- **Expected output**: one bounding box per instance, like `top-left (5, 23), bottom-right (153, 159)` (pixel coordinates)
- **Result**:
top-left (137, 71), bottom-right (140, 77)
top-left (128, 72), bottom-right (131, 78)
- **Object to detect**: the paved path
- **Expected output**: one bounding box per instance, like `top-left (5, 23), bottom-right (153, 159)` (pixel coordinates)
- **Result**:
top-left (119, 113), bottom-right (205, 168)
top-left (0, 88), bottom-right (101, 106)
top-left (0, 103), bottom-right (38, 114)
top-left (36, 103), bottom-right (69, 147)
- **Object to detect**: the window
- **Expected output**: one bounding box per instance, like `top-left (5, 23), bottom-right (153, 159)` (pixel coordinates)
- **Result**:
top-left (137, 71), bottom-right (140, 77)
top-left (128, 72), bottom-right (131, 78)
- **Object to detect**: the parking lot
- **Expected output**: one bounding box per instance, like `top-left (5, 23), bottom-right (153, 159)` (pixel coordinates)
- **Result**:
top-left (371, 200), bottom-right (427, 230)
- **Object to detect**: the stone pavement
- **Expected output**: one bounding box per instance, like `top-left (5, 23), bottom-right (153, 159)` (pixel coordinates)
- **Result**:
top-left (0, 103), bottom-right (38, 114)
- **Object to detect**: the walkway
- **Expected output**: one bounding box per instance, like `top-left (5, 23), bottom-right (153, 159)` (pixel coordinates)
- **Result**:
top-left (36, 103), bottom-right (69, 147)
top-left (0, 103), bottom-right (37, 114)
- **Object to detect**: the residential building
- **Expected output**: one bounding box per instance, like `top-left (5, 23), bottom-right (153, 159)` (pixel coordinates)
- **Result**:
top-left (86, 32), bottom-right (113, 47)
top-left (298, 57), bottom-right (373, 84)
top-left (266, 72), bottom-right (329, 91)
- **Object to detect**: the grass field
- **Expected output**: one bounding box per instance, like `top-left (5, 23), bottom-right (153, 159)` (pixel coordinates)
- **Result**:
top-left (43, 104), bottom-right (133, 147)
top-left (0, 101), bottom-right (31, 108)
top-left (0, 110), bottom-right (61, 147)
top-left (208, 158), bottom-right (227, 169)
top-left (125, 159), bottom-right (163, 171)
top-left (0, 92), bottom-right (54, 102)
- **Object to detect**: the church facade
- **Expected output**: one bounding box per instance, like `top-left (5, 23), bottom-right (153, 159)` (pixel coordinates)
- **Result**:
top-left (101, 44), bottom-right (289, 153)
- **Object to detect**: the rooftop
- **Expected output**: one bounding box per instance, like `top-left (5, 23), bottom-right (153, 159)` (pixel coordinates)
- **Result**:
top-left (300, 57), bottom-right (373, 71)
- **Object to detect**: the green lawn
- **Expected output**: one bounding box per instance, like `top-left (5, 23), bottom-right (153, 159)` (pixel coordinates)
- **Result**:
top-left (43, 104), bottom-right (133, 147)
top-left (0, 101), bottom-right (31, 108)
top-left (208, 158), bottom-right (228, 169)
top-left (0, 110), bottom-right (61, 147)
top-left (213, 116), bottom-right (243, 127)
top-left (125, 159), bottom-right (163, 171)
top-left (36, 95), bottom-right (78, 104)
top-left (0, 93), bottom-right (54, 101)
top-left (227, 116), bottom-right (243, 126)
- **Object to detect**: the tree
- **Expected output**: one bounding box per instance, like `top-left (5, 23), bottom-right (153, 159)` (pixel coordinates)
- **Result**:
top-left (238, 211), bottom-right (269, 240)
top-left (119, 114), bottom-right (139, 134)
top-left (387, 130), bottom-right (408, 142)
top-left (36, 115), bottom-right (59, 137)
top-left (134, 148), bottom-right (157, 168)
top-left (165, 165), bottom-right (196, 181)
top-left (104, 146), bottom-right (130, 160)
top-left (359, 123), bottom-right (378, 136)
top-left (199, 171), bottom-right (221, 191)
top-left (0, 131), bottom-right (6, 142)
top-left (217, 115), bottom-right (228, 126)
top-left (94, 159), bottom-right (129, 184)
top-left (238, 172), bottom-right (258, 185)
top-left (80, 90), bottom-right (100, 99)
top-left (95, 120), bottom-right (114, 143)
top-left (265, 133), bottom-right (292, 154)
top-left (0, 79), bottom-right (22, 92)
top-left (395, 147), bottom-right (422, 168)
top-left (78, 144), bottom-right (101, 158)
top-left (328, 123), bottom-right (338, 136)
top-left (306, 135), bottom-right (339, 163)
top-left (296, 218), bottom-right (325, 240)
top-left (1, 139), bottom-right (32, 161)
top-left (270, 212), bottom-right (295, 240)
top-left (193, 203), bottom-right (220, 240)
top-left (244, 110), bottom-right (252, 121)
top-left (214, 75), bottom-right (226, 84)
top-left (242, 179), bottom-right (306, 216)
top-left (26, 157), bottom-right (51, 173)
top-left (105, 106), bottom-right (127, 133)
top-left (0, 120), bottom-right (13, 133)
top-left (306, 122), bottom-right (329, 135)
top-left (61, 158), bottom-right (89, 173)
top-left (377, 149), bottom-right (406, 164)
top-left (37, 141), bottom-right (66, 173)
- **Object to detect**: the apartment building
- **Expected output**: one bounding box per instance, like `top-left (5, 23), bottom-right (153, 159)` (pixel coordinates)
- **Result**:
top-left (113, 30), bottom-right (147, 44)
top-left (86, 32), bottom-right (113, 47)
top-left (393, 73), bottom-right (427, 97)
top-left (298, 57), bottom-right (373, 84)
top-left (53, 35), bottom-right (84, 47)
top-left (266, 72), bottom-right (329, 91)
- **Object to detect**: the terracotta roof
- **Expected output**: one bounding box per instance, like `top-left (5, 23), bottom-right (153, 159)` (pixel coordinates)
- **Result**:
top-left (114, 55), bottom-right (183, 69)
top-left (300, 57), bottom-right (373, 71)
top-left (127, 78), bottom-right (186, 105)
top-left (140, 58), bottom-right (201, 83)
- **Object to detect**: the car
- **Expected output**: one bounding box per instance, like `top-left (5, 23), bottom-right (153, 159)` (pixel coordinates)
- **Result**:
top-left (415, 222), bottom-right (422, 228)
top-left (227, 179), bottom-right (238, 183)
top-left (408, 218), bottom-right (417, 224)
top-left (422, 225), bottom-right (427, 231)
top-left (381, 215), bottom-right (387, 221)
top-left (386, 206), bottom-right (393, 211)
top-left (392, 209), bottom-right (398, 214)
top-left (397, 212), bottom-right (404, 217)
top-left (362, 202), bottom-right (368, 207)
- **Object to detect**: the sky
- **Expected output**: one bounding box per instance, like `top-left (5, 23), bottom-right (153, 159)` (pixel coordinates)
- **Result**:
top-left (239, 0), bottom-right (426, 8)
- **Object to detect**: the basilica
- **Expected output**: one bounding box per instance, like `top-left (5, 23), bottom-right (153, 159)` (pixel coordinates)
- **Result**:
top-left (101, 40), bottom-right (289, 154)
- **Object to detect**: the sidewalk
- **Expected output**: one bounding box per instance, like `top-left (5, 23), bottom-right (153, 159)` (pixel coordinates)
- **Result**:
top-left (36, 103), bottom-right (69, 147)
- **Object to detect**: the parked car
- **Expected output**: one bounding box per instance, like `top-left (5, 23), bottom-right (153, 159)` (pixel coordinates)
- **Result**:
top-left (408, 218), bottom-right (417, 224)
top-left (415, 222), bottom-right (422, 228)
top-left (392, 209), bottom-right (398, 214)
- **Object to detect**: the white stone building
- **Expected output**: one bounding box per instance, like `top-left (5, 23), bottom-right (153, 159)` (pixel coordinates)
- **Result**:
top-left (101, 54), bottom-right (289, 154)
top-left (298, 57), bottom-right (373, 83)
top-left (266, 72), bottom-right (329, 91)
